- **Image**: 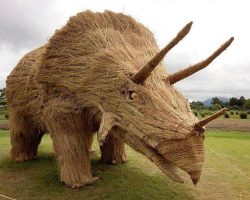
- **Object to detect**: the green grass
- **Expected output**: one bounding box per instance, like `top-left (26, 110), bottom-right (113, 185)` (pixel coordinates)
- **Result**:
top-left (0, 130), bottom-right (250, 200)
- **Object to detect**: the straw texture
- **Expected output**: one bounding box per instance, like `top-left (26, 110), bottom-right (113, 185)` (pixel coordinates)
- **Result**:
top-left (6, 10), bottom-right (231, 187)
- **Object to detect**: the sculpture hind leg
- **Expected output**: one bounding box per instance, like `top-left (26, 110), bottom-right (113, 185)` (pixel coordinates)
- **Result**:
top-left (87, 132), bottom-right (95, 153)
top-left (9, 112), bottom-right (44, 161)
top-left (45, 111), bottom-right (98, 188)
top-left (100, 128), bottom-right (127, 164)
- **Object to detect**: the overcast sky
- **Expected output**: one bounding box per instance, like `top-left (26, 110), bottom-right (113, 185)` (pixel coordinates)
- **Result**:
top-left (0, 0), bottom-right (249, 101)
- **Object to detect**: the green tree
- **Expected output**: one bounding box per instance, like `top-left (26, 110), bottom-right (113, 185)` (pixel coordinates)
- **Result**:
top-left (229, 97), bottom-right (238, 106)
top-left (238, 96), bottom-right (245, 107)
top-left (211, 97), bottom-right (223, 106)
top-left (243, 99), bottom-right (250, 110)
top-left (190, 101), bottom-right (204, 111)
top-left (0, 88), bottom-right (6, 108)
top-left (0, 88), bottom-right (5, 97)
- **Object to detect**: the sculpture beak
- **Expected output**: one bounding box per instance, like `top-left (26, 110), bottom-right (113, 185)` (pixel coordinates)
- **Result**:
top-left (188, 170), bottom-right (202, 186)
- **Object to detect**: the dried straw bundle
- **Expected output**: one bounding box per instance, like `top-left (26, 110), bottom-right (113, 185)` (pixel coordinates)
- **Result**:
top-left (6, 10), bottom-right (233, 187)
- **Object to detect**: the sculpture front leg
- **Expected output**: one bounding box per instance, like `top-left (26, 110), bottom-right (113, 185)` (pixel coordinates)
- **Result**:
top-left (100, 129), bottom-right (127, 164)
top-left (46, 113), bottom-right (98, 188)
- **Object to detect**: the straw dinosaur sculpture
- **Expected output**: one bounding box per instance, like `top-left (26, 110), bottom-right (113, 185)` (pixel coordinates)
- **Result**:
top-left (6, 10), bottom-right (233, 188)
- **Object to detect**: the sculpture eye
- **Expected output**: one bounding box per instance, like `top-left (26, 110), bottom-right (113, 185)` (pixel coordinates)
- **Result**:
top-left (126, 91), bottom-right (139, 101)
top-left (130, 91), bottom-right (139, 101)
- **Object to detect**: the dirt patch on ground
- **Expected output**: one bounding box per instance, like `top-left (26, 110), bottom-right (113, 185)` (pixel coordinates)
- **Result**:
top-left (0, 123), bottom-right (9, 130)
top-left (206, 118), bottom-right (250, 132)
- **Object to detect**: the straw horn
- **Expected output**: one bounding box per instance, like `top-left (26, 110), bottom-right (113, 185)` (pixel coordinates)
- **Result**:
top-left (165, 37), bottom-right (234, 84)
top-left (195, 108), bottom-right (227, 128)
top-left (132, 21), bottom-right (193, 84)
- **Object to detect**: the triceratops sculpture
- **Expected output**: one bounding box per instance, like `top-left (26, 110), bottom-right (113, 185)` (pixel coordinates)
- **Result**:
top-left (6, 11), bottom-right (233, 188)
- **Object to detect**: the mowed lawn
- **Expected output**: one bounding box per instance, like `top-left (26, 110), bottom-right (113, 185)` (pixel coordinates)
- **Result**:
top-left (0, 130), bottom-right (250, 200)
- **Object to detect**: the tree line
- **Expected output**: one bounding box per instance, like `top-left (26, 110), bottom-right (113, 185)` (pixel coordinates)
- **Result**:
top-left (191, 96), bottom-right (250, 111)
top-left (0, 88), bottom-right (6, 108)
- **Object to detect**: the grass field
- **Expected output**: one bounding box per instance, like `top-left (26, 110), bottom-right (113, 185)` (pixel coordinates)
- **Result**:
top-left (0, 130), bottom-right (250, 200)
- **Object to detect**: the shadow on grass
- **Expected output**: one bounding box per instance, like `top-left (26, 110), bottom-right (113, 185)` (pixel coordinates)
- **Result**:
top-left (0, 151), bottom-right (194, 200)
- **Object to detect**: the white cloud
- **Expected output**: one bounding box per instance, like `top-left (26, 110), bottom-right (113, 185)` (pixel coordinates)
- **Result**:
top-left (0, 0), bottom-right (249, 100)
top-left (0, 43), bottom-right (29, 86)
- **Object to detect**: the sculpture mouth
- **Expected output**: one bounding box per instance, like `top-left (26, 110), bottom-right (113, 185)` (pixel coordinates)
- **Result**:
top-left (156, 135), bottom-right (204, 185)
top-left (123, 133), bottom-right (184, 183)
top-left (123, 131), bottom-right (203, 185)
top-left (103, 126), bottom-right (203, 185)
top-left (145, 147), bottom-right (185, 183)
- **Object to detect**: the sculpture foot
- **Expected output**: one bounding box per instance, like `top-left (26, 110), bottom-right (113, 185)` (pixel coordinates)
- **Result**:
top-left (71, 176), bottom-right (100, 189)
